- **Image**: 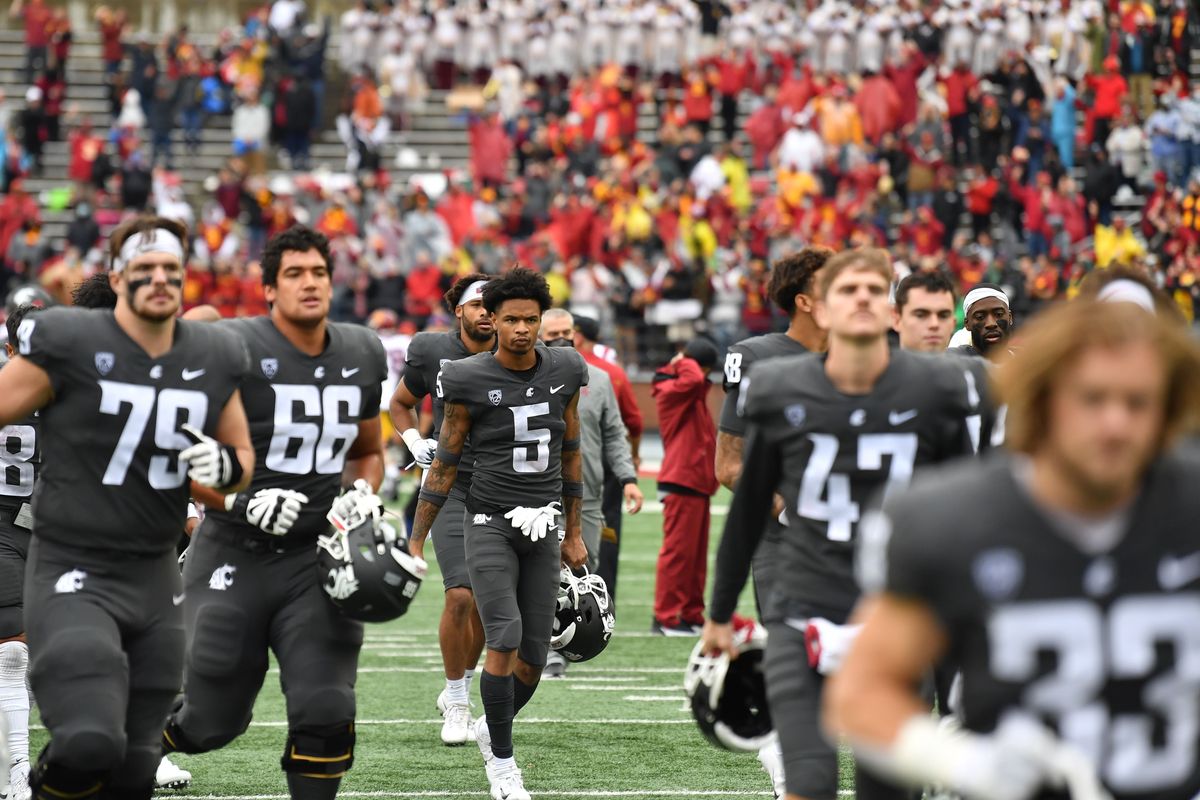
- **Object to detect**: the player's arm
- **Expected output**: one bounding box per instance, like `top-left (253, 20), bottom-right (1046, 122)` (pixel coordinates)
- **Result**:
top-left (0, 357), bottom-right (52, 426)
top-left (409, 399), bottom-right (471, 561)
top-left (560, 390), bottom-right (587, 569)
top-left (343, 414), bottom-right (385, 491)
top-left (701, 418), bottom-right (780, 657)
top-left (389, 376), bottom-right (437, 464)
top-left (714, 431), bottom-right (744, 491)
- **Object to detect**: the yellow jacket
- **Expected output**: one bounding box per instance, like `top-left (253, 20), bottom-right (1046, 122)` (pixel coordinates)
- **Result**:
top-left (1094, 224), bottom-right (1146, 268)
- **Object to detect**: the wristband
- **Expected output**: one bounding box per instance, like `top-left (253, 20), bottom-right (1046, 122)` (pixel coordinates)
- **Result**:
top-left (418, 488), bottom-right (449, 508)
top-left (401, 428), bottom-right (423, 449)
top-left (224, 492), bottom-right (249, 516)
top-left (215, 444), bottom-right (244, 490)
top-left (562, 438), bottom-right (581, 452)
top-left (562, 481), bottom-right (584, 497)
top-left (434, 445), bottom-right (461, 466)
top-left (620, 476), bottom-right (638, 486)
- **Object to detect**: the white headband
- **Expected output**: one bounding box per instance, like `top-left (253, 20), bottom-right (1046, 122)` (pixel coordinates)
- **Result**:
top-left (112, 229), bottom-right (186, 273)
top-left (1096, 279), bottom-right (1156, 313)
top-left (457, 280), bottom-right (489, 307)
top-left (962, 287), bottom-right (1009, 316)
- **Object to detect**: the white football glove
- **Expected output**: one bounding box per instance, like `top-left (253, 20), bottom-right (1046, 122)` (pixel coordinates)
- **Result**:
top-left (180, 424), bottom-right (235, 489)
top-left (327, 478), bottom-right (384, 533)
top-left (401, 428), bottom-right (438, 468)
top-left (225, 488), bottom-right (309, 536)
top-left (504, 503), bottom-right (561, 542)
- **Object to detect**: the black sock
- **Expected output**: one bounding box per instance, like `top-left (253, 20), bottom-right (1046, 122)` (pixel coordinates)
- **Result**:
top-left (480, 670), bottom-right (515, 760)
top-left (286, 773), bottom-right (342, 800)
top-left (513, 674), bottom-right (539, 714)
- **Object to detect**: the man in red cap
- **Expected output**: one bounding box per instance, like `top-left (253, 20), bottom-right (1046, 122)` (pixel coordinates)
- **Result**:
top-left (1087, 55), bottom-right (1129, 146)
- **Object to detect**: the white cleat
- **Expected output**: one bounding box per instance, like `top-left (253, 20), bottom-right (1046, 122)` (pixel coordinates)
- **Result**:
top-left (490, 765), bottom-right (531, 800)
top-left (757, 736), bottom-right (785, 799)
top-left (441, 702), bottom-right (473, 746)
top-left (155, 755), bottom-right (192, 790)
top-left (437, 688), bottom-right (449, 716)
top-left (5, 759), bottom-right (30, 800)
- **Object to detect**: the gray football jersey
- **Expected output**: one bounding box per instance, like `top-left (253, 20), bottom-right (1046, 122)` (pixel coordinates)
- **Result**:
top-left (18, 307), bottom-right (248, 554)
top-left (0, 365), bottom-right (41, 518)
top-left (875, 454), bottom-right (1200, 800)
top-left (438, 344), bottom-right (589, 513)
top-left (714, 350), bottom-right (980, 624)
top-left (719, 332), bottom-right (809, 436)
top-left (402, 329), bottom-right (480, 478)
top-left (204, 316), bottom-right (387, 542)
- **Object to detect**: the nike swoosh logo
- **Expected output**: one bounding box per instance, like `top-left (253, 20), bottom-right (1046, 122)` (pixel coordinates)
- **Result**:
top-left (342, 367), bottom-right (360, 378)
top-left (172, 593), bottom-right (186, 606)
top-left (182, 368), bottom-right (206, 381)
top-left (550, 385), bottom-right (566, 394)
top-left (1159, 553), bottom-right (1200, 590)
top-left (888, 409), bottom-right (918, 425)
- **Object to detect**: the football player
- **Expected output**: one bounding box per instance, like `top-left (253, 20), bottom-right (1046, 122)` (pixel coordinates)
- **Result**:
top-left (409, 267), bottom-right (589, 800)
top-left (388, 272), bottom-right (494, 745)
top-left (826, 300), bottom-right (1200, 800)
top-left (892, 271), bottom-right (957, 353)
top-left (0, 304), bottom-right (43, 800)
top-left (0, 216), bottom-right (254, 800)
top-left (161, 226), bottom-right (387, 800)
top-left (713, 246), bottom-right (832, 795)
top-left (702, 248), bottom-right (983, 800)
top-left (949, 283), bottom-right (1012, 360)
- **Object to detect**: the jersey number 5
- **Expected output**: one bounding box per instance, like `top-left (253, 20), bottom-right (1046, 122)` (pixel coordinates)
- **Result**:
top-left (799, 433), bottom-right (917, 542)
top-left (511, 403), bottom-right (551, 474)
top-left (99, 381), bottom-right (209, 489)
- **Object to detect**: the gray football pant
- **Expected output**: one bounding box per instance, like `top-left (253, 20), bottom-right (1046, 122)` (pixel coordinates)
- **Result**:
top-left (170, 521), bottom-right (363, 753)
top-left (25, 537), bottom-right (184, 792)
top-left (464, 509), bottom-right (562, 669)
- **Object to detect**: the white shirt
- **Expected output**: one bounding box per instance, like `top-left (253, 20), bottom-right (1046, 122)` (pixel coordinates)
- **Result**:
top-left (778, 128), bottom-right (825, 174)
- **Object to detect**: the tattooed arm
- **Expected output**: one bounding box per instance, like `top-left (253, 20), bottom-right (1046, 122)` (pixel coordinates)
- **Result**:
top-left (408, 400), bottom-right (471, 561)
top-left (560, 391), bottom-right (587, 569)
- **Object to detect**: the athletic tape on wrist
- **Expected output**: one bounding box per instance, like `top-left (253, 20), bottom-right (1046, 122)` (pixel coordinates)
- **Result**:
top-left (434, 446), bottom-right (461, 466)
top-left (562, 481), bottom-right (584, 497)
top-left (418, 488), bottom-right (448, 507)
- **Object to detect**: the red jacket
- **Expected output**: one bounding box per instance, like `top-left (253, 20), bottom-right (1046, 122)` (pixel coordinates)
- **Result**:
top-left (652, 357), bottom-right (716, 496)
top-left (583, 349), bottom-right (644, 440)
top-left (940, 67), bottom-right (978, 117)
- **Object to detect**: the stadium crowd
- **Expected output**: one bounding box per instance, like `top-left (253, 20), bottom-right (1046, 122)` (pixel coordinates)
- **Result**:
top-left (1, 0), bottom-right (1200, 369)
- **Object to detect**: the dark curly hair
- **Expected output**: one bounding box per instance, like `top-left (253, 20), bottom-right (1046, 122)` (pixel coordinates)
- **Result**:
top-left (6, 302), bottom-right (42, 345)
top-left (443, 272), bottom-right (492, 313)
top-left (895, 270), bottom-right (957, 311)
top-left (72, 272), bottom-right (119, 310)
top-left (482, 266), bottom-right (552, 314)
top-left (768, 246), bottom-right (835, 315)
top-left (261, 226), bottom-right (332, 287)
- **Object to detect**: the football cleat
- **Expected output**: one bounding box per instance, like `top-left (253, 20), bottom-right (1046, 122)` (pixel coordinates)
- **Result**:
top-left (550, 568), bottom-right (614, 662)
top-left (684, 617), bottom-right (774, 752)
top-left (4, 759), bottom-right (30, 800)
top-left (475, 717), bottom-right (495, 779)
top-left (436, 688), bottom-right (449, 716)
top-left (441, 702), bottom-right (473, 746)
top-left (490, 765), bottom-right (531, 800)
top-left (757, 735), bottom-right (786, 799)
top-left (155, 755), bottom-right (191, 790)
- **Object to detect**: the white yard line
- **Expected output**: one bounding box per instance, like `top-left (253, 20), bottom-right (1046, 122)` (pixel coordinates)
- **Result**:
top-left (180, 791), bottom-right (789, 799)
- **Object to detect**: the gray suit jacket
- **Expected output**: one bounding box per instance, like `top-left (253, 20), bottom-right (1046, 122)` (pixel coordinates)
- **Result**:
top-left (580, 363), bottom-right (636, 505)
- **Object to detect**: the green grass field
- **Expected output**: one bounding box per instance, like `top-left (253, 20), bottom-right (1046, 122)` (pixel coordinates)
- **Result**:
top-left (32, 482), bottom-right (856, 799)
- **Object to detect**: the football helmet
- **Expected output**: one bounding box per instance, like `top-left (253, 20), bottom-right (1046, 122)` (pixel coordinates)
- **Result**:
top-left (6, 284), bottom-right (54, 315)
top-left (550, 568), bottom-right (614, 662)
top-left (316, 509), bottom-right (427, 623)
top-left (684, 617), bottom-right (773, 752)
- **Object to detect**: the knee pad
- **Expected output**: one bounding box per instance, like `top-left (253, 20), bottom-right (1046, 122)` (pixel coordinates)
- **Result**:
top-left (189, 604), bottom-right (250, 679)
top-left (0, 640), bottom-right (28, 683)
top-left (162, 715), bottom-right (236, 755)
top-left (289, 686), bottom-right (356, 731)
top-left (281, 722), bottom-right (355, 778)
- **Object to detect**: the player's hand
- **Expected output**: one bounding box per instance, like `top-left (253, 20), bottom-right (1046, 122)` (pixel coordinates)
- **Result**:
top-left (959, 716), bottom-right (1108, 800)
top-left (700, 619), bottom-right (737, 660)
top-left (409, 437), bottom-right (438, 468)
top-left (623, 482), bottom-right (644, 514)
top-left (180, 424), bottom-right (235, 488)
top-left (226, 488), bottom-right (309, 536)
top-left (561, 533), bottom-right (587, 569)
top-left (328, 478), bottom-right (384, 533)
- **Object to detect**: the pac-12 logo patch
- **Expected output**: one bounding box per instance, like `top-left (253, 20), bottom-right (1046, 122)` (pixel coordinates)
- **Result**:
top-left (972, 548), bottom-right (1024, 601)
top-left (784, 404), bottom-right (806, 427)
top-left (261, 358), bottom-right (278, 379)
top-left (94, 352), bottom-right (115, 376)
top-left (488, 389), bottom-right (503, 405)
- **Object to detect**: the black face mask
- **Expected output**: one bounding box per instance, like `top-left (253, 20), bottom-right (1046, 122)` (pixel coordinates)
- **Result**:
top-left (543, 337), bottom-right (574, 348)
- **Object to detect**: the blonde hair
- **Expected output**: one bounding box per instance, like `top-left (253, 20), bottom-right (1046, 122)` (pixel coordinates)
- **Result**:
top-left (815, 248), bottom-right (894, 299)
top-left (995, 301), bottom-right (1200, 454)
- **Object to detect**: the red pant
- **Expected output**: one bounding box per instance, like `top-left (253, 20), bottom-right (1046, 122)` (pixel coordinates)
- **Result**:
top-left (653, 492), bottom-right (710, 626)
